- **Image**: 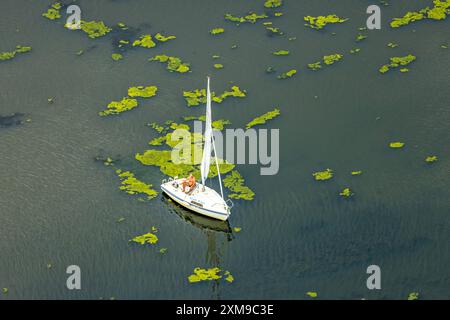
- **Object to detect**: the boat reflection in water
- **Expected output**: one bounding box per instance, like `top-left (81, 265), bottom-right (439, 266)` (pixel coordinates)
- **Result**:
top-left (161, 194), bottom-right (233, 299)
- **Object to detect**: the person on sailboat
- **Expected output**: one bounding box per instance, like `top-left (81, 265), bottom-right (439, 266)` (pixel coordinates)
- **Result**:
top-left (181, 173), bottom-right (196, 193)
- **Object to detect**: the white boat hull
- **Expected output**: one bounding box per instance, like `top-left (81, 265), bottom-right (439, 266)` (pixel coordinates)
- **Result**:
top-left (161, 179), bottom-right (230, 221)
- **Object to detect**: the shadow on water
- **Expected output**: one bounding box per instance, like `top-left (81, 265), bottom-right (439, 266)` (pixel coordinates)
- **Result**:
top-left (161, 194), bottom-right (233, 299)
top-left (161, 193), bottom-right (233, 238)
top-left (0, 113), bottom-right (25, 128)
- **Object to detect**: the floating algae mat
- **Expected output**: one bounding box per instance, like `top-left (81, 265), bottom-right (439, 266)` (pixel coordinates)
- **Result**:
top-left (136, 122), bottom-right (235, 179)
top-left (130, 228), bottom-right (159, 245)
top-left (308, 54), bottom-right (343, 70)
top-left (188, 268), bottom-right (234, 283)
top-left (0, 45), bottom-right (32, 62)
top-left (391, 0), bottom-right (450, 28)
top-left (99, 85), bottom-right (158, 116)
top-left (303, 14), bottom-right (348, 30)
top-left (183, 85), bottom-right (246, 106)
top-left (149, 55), bottom-right (190, 73)
top-left (245, 108), bottom-right (280, 129)
top-left (115, 169), bottom-right (158, 200)
top-left (379, 55), bottom-right (416, 74)
top-left (312, 169), bottom-right (334, 181)
top-left (223, 171), bottom-right (255, 200)
top-left (2, 0), bottom-right (449, 300)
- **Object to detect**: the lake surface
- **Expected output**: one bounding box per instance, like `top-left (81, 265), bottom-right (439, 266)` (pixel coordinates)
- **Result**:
top-left (0, 0), bottom-right (449, 299)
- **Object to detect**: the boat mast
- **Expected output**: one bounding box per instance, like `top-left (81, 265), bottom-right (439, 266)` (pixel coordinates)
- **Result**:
top-left (212, 131), bottom-right (224, 200)
top-left (204, 77), bottom-right (224, 200)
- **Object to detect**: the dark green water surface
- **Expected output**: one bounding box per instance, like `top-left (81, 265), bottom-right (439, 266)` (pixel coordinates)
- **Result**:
top-left (0, 0), bottom-right (449, 299)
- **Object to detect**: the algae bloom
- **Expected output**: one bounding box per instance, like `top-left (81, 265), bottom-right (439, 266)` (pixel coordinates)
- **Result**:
top-left (80, 20), bottom-right (112, 39)
top-left (379, 55), bottom-right (416, 74)
top-left (0, 45), bottom-right (32, 62)
top-left (339, 188), bottom-right (354, 198)
top-left (99, 97), bottom-right (139, 116)
top-left (149, 55), bottom-right (191, 73)
top-left (133, 34), bottom-right (156, 48)
top-left (223, 171), bottom-right (255, 200)
top-left (183, 86), bottom-right (246, 107)
top-left (42, 2), bottom-right (62, 20)
top-left (116, 170), bottom-right (158, 200)
top-left (246, 108), bottom-right (280, 129)
top-left (128, 86), bottom-right (158, 98)
top-left (210, 28), bottom-right (225, 35)
top-left (425, 155), bottom-right (438, 163)
top-left (277, 69), bottom-right (297, 79)
top-left (391, 0), bottom-right (450, 28)
top-left (264, 0), bottom-right (283, 8)
top-left (130, 231), bottom-right (159, 245)
top-left (312, 169), bottom-right (333, 181)
top-left (389, 142), bottom-right (405, 149)
top-left (187, 268), bottom-right (234, 284)
top-left (304, 14), bottom-right (348, 30)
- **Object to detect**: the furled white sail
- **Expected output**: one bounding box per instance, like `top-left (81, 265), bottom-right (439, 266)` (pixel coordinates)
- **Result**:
top-left (200, 77), bottom-right (212, 186)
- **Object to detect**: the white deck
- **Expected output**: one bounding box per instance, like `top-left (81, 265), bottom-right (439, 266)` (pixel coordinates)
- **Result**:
top-left (161, 178), bottom-right (230, 221)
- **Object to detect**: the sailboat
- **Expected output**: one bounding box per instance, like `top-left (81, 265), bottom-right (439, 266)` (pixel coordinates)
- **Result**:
top-left (161, 77), bottom-right (232, 221)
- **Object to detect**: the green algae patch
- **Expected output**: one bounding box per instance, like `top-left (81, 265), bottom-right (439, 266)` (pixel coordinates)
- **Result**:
top-left (183, 86), bottom-right (246, 107)
top-left (387, 42), bottom-right (399, 48)
top-left (188, 267), bottom-right (222, 283)
top-left (128, 86), bottom-right (158, 98)
top-left (246, 108), bottom-right (280, 129)
top-left (273, 50), bottom-right (290, 56)
top-left (389, 142), bottom-right (405, 149)
top-left (42, 2), bottom-right (62, 20)
top-left (379, 54), bottom-right (416, 74)
top-left (224, 271), bottom-right (234, 283)
top-left (2, 288), bottom-right (8, 294)
top-left (99, 97), bottom-right (138, 116)
top-left (350, 48), bottom-right (361, 54)
top-left (306, 291), bottom-right (318, 298)
top-left (425, 155), bottom-right (438, 163)
top-left (111, 53), bottom-right (123, 61)
top-left (100, 85), bottom-right (158, 116)
top-left (80, 20), bottom-right (112, 39)
top-left (351, 170), bottom-right (363, 176)
top-left (391, 0), bottom-right (450, 28)
top-left (225, 12), bottom-right (268, 24)
top-left (154, 33), bottom-right (176, 42)
top-left (184, 116), bottom-right (231, 130)
top-left (210, 28), bottom-right (225, 35)
top-left (313, 169), bottom-right (333, 181)
top-left (149, 54), bottom-right (190, 73)
top-left (188, 268), bottom-right (235, 284)
top-left (130, 231), bottom-right (159, 245)
top-left (149, 135), bottom-right (167, 146)
top-left (214, 63), bottom-right (224, 69)
top-left (233, 227), bottom-right (242, 233)
top-left (266, 26), bottom-right (284, 36)
top-left (408, 292), bottom-right (419, 300)
top-left (309, 53), bottom-right (344, 70)
top-left (304, 15), bottom-right (348, 30)
top-left (323, 53), bottom-right (343, 65)
top-left (116, 170), bottom-right (158, 200)
top-left (223, 171), bottom-right (255, 200)
top-left (133, 34), bottom-right (156, 48)
top-left (308, 61), bottom-right (322, 71)
top-left (356, 34), bottom-right (368, 42)
top-left (339, 188), bottom-right (354, 198)
top-left (277, 69), bottom-right (297, 79)
top-left (0, 45), bottom-right (32, 62)
top-left (137, 123), bottom-right (235, 179)
top-left (264, 0), bottom-right (283, 8)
